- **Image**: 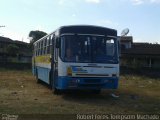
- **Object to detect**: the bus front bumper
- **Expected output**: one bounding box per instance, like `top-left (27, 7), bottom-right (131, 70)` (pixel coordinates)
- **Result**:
top-left (55, 76), bottom-right (119, 90)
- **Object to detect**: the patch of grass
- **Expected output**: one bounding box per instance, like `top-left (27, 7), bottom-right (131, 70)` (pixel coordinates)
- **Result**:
top-left (0, 69), bottom-right (160, 115)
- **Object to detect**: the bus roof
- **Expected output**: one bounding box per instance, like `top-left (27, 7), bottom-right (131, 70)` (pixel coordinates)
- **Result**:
top-left (59, 25), bottom-right (117, 36)
top-left (34, 25), bottom-right (117, 44)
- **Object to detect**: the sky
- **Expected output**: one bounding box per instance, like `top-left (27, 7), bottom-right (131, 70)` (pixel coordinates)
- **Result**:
top-left (0, 0), bottom-right (160, 43)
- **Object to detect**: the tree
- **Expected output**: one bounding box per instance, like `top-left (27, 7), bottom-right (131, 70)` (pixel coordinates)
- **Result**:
top-left (6, 44), bottom-right (19, 55)
top-left (29, 30), bottom-right (47, 44)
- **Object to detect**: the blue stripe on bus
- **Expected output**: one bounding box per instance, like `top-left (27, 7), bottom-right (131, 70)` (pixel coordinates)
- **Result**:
top-left (56, 76), bottom-right (119, 90)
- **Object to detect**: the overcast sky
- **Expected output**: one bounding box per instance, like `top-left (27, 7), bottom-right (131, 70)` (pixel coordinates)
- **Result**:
top-left (0, 0), bottom-right (160, 43)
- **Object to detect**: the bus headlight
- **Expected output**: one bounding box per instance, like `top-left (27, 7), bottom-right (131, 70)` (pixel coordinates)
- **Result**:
top-left (67, 67), bottom-right (72, 76)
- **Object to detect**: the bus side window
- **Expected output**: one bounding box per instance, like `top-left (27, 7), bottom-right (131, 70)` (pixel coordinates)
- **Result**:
top-left (40, 40), bottom-right (43, 55)
top-left (45, 38), bottom-right (47, 55)
top-left (38, 42), bottom-right (41, 56)
top-left (37, 48), bottom-right (40, 56)
top-left (50, 35), bottom-right (53, 45)
top-left (35, 43), bottom-right (37, 56)
top-left (42, 40), bottom-right (44, 55)
top-left (47, 47), bottom-right (49, 54)
top-left (47, 37), bottom-right (50, 54)
top-left (36, 49), bottom-right (37, 56)
top-left (50, 34), bottom-right (53, 54)
top-left (34, 44), bottom-right (36, 56)
top-left (36, 43), bottom-right (38, 56)
top-left (42, 39), bottom-right (46, 55)
top-left (37, 42), bottom-right (38, 56)
top-left (37, 42), bottom-right (39, 56)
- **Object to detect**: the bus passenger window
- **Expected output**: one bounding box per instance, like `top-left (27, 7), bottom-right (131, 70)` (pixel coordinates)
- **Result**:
top-left (35, 50), bottom-right (36, 56)
top-left (47, 46), bottom-right (50, 54)
top-left (40, 41), bottom-right (43, 48)
top-left (38, 42), bottom-right (40, 49)
top-left (50, 35), bottom-right (52, 43)
top-left (43, 47), bottom-right (46, 55)
top-left (46, 37), bottom-right (50, 54)
top-left (35, 45), bottom-right (36, 56)
top-left (43, 47), bottom-right (45, 55)
top-left (50, 46), bottom-right (52, 54)
top-left (47, 37), bottom-right (49, 46)
top-left (34, 44), bottom-right (36, 56)
top-left (40, 48), bottom-right (42, 55)
top-left (50, 35), bottom-right (53, 45)
top-left (106, 39), bottom-right (115, 56)
top-left (38, 49), bottom-right (40, 56)
top-left (42, 40), bottom-right (44, 55)
top-left (44, 39), bottom-right (47, 46)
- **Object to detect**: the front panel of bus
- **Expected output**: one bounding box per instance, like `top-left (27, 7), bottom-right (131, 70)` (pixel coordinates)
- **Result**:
top-left (55, 34), bottom-right (119, 90)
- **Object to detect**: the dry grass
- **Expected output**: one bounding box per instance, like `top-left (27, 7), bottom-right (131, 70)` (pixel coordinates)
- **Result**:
top-left (0, 69), bottom-right (160, 116)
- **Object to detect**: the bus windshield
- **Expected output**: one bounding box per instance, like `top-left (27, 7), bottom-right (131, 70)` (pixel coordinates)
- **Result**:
top-left (60, 35), bottom-right (118, 63)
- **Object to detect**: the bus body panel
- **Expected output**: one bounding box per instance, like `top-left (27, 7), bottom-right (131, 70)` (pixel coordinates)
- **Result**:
top-left (34, 55), bottom-right (51, 84)
top-left (55, 58), bottom-right (119, 90)
top-left (58, 58), bottom-right (119, 78)
top-left (36, 66), bottom-right (50, 84)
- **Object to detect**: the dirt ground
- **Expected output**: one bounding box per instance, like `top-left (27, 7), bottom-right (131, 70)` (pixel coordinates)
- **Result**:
top-left (0, 69), bottom-right (160, 119)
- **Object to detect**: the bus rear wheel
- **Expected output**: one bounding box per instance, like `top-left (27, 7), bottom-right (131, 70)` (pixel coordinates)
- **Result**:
top-left (36, 78), bottom-right (41, 83)
top-left (36, 71), bottom-right (40, 83)
top-left (36, 69), bottom-right (40, 83)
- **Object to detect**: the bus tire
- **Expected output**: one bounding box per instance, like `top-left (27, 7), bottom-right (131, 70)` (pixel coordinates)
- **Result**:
top-left (36, 76), bottom-right (40, 83)
top-left (53, 88), bottom-right (61, 95)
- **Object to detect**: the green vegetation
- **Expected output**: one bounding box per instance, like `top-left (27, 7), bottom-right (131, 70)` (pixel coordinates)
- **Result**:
top-left (6, 44), bottom-right (19, 55)
top-left (0, 69), bottom-right (159, 115)
top-left (29, 30), bottom-right (47, 44)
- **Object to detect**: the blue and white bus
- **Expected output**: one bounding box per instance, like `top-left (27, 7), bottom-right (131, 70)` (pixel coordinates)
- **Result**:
top-left (32, 25), bottom-right (120, 94)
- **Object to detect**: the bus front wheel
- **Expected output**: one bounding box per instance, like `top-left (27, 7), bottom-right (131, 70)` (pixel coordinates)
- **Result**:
top-left (53, 88), bottom-right (61, 95)
top-left (36, 78), bottom-right (40, 83)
